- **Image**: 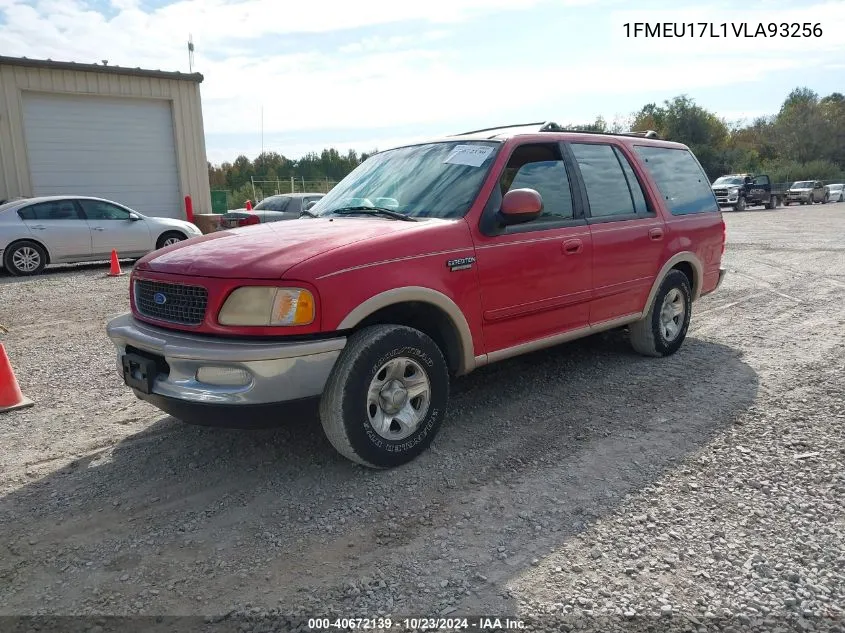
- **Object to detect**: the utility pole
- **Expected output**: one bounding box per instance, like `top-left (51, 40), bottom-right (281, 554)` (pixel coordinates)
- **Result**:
top-left (187, 35), bottom-right (194, 73)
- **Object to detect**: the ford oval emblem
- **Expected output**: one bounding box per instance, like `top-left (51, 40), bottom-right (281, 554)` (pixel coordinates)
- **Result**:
top-left (153, 292), bottom-right (167, 305)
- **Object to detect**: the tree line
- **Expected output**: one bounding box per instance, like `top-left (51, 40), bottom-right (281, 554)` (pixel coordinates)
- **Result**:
top-left (208, 86), bottom-right (845, 204)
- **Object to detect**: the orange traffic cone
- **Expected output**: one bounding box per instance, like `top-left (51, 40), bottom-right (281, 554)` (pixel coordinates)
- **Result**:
top-left (0, 343), bottom-right (33, 413)
top-left (107, 249), bottom-right (126, 277)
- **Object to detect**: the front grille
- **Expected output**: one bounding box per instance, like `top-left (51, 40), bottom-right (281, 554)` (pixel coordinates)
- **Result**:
top-left (713, 188), bottom-right (727, 196)
top-left (134, 279), bottom-right (208, 325)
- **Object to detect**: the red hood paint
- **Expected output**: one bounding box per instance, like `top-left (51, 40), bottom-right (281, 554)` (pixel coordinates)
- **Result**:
top-left (135, 218), bottom-right (429, 279)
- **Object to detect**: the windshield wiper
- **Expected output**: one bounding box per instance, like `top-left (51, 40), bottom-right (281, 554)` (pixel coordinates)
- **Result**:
top-left (331, 206), bottom-right (418, 222)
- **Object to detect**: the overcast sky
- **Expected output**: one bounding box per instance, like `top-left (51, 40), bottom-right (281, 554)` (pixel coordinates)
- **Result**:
top-left (2, 0), bottom-right (844, 164)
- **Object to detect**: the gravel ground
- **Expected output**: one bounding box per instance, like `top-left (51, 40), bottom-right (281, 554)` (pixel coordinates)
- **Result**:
top-left (0, 202), bottom-right (843, 632)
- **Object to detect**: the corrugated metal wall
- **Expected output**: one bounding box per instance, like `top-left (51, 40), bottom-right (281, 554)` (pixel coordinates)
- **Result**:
top-left (0, 62), bottom-right (211, 217)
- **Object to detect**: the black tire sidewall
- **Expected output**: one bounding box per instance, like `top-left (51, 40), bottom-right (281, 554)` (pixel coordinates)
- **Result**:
top-left (338, 329), bottom-right (449, 468)
top-left (648, 271), bottom-right (692, 356)
top-left (157, 232), bottom-right (185, 249)
top-left (735, 197), bottom-right (746, 211)
top-left (4, 241), bottom-right (46, 276)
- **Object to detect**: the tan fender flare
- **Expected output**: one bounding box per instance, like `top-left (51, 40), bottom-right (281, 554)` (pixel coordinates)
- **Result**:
top-left (337, 286), bottom-right (477, 375)
top-left (642, 252), bottom-right (704, 316)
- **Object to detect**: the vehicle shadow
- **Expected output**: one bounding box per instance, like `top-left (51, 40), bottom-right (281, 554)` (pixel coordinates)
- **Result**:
top-left (0, 330), bottom-right (759, 618)
top-left (0, 260), bottom-right (136, 283)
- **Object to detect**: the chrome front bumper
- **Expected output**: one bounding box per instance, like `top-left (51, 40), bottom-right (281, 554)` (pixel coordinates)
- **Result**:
top-left (106, 313), bottom-right (345, 406)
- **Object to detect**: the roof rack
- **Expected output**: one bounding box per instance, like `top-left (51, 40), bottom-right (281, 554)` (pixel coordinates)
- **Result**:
top-left (548, 128), bottom-right (661, 139)
top-left (452, 121), bottom-right (551, 136)
top-left (452, 122), bottom-right (660, 140)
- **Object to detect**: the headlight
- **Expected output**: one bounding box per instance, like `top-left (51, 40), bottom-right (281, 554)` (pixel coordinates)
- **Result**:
top-left (729, 187), bottom-right (739, 194)
top-left (218, 287), bottom-right (315, 326)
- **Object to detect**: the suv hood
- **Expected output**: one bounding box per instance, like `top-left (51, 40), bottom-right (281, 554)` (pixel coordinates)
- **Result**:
top-left (135, 217), bottom-right (431, 279)
top-left (789, 187), bottom-right (812, 192)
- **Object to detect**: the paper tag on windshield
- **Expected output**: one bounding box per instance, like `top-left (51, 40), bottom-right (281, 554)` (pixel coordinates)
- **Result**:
top-left (443, 145), bottom-right (494, 167)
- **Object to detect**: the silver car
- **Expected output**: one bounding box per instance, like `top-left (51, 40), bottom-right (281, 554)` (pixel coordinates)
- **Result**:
top-left (0, 195), bottom-right (202, 276)
top-left (217, 193), bottom-right (325, 230)
top-left (825, 183), bottom-right (844, 202)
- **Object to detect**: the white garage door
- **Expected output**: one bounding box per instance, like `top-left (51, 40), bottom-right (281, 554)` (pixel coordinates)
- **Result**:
top-left (22, 93), bottom-right (182, 218)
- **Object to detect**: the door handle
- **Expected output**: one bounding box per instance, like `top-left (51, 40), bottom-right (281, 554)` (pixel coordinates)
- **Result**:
top-left (562, 238), bottom-right (583, 255)
top-left (92, 227), bottom-right (105, 231)
top-left (30, 224), bottom-right (46, 230)
top-left (649, 227), bottom-right (664, 240)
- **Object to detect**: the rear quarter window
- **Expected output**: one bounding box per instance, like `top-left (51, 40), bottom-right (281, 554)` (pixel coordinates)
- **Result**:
top-left (634, 146), bottom-right (718, 215)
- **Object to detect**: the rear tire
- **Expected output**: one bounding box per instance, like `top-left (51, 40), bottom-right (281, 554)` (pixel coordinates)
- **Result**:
top-left (319, 324), bottom-right (450, 469)
top-left (156, 231), bottom-right (186, 249)
top-left (3, 241), bottom-right (47, 276)
top-left (630, 270), bottom-right (692, 358)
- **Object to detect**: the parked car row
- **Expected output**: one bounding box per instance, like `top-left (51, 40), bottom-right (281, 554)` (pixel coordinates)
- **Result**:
top-left (711, 173), bottom-right (844, 211)
top-left (0, 196), bottom-right (202, 276)
top-left (784, 180), bottom-right (832, 205)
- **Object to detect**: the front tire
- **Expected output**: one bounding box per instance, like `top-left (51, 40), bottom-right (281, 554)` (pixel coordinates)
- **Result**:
top-left (156, 231), bottom-right (186, 249)
top-left (733, 196), bottom-right (746, 212)
top-left (629, 270), bottom-right (692, 358)
top-left (319, 325), bottom-right (450, 468)
top-left (4, 241), bottom-right (47, 276)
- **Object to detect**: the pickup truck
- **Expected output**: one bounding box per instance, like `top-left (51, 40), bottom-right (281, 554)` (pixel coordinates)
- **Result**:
top-left (107, 122), bottom-right (726, 469)
top-left (711, 173), bottom-right (783, 211)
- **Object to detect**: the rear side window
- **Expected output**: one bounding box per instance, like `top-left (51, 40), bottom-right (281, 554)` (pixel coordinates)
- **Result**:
top-left (634, 146), bottom-right (718, 215)
top-left (17, 200), bottom-right (81, 220)
top-left (570, 143), bottom-right (649, 218)
top-left (256, 197), bottom-right (291, 212)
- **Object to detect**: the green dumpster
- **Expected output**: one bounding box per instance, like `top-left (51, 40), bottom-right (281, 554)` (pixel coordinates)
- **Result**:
top-left (211, 190), bottom-right (228, 214)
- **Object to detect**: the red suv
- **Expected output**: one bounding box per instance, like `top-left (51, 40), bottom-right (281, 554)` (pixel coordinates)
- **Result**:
top-left (107, 122), bottom-right (726, 468)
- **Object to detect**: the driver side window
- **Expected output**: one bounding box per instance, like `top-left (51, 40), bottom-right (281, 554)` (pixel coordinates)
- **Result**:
top-left (499, 143), bottom-right (574, 220)
top-left (80, 200), bottom-right (131, 221)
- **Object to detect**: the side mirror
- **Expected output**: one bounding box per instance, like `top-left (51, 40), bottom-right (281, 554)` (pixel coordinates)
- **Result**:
top-left (500, 188), bottom-right (543, 225)
top-left (128, 212), bottom-right (141, 221)
top-left (304, 200), bottom-right (318, 211)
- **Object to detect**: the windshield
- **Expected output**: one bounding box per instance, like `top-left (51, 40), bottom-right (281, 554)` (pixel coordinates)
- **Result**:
top-left (309, 141), bottom-right (501, 219)
top-left (255, 196), bottom-right (291, 212)
top-left (713, 177), bottom-right (744, 186)
top-left (792, 181), bottom-right (814, 189)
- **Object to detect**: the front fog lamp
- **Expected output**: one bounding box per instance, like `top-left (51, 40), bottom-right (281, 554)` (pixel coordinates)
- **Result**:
top-left (218, 287), bottom-right (315, 326)
top-left (196, 366), bottom-right (251, 387)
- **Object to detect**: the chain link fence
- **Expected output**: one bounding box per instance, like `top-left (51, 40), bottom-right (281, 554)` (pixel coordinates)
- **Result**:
top-left (249, 178), bottom-right (339, 199)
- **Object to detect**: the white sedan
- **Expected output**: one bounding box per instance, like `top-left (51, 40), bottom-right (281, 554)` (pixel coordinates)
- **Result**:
top-left (826, 183), bottom-right (844, 203)
top-left (0, 195), bottom-right (202, 276)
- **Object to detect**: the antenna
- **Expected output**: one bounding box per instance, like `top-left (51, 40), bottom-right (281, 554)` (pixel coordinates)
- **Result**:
top-left (187, 34), bottom-right (195, 73)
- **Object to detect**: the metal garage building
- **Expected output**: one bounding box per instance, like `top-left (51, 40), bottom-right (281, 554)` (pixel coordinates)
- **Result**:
top-left (0, 56), bottom-right (211, 219)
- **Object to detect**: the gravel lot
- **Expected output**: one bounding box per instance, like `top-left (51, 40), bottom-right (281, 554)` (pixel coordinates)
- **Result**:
top-left (0, 202), bottom-right (843, 631)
